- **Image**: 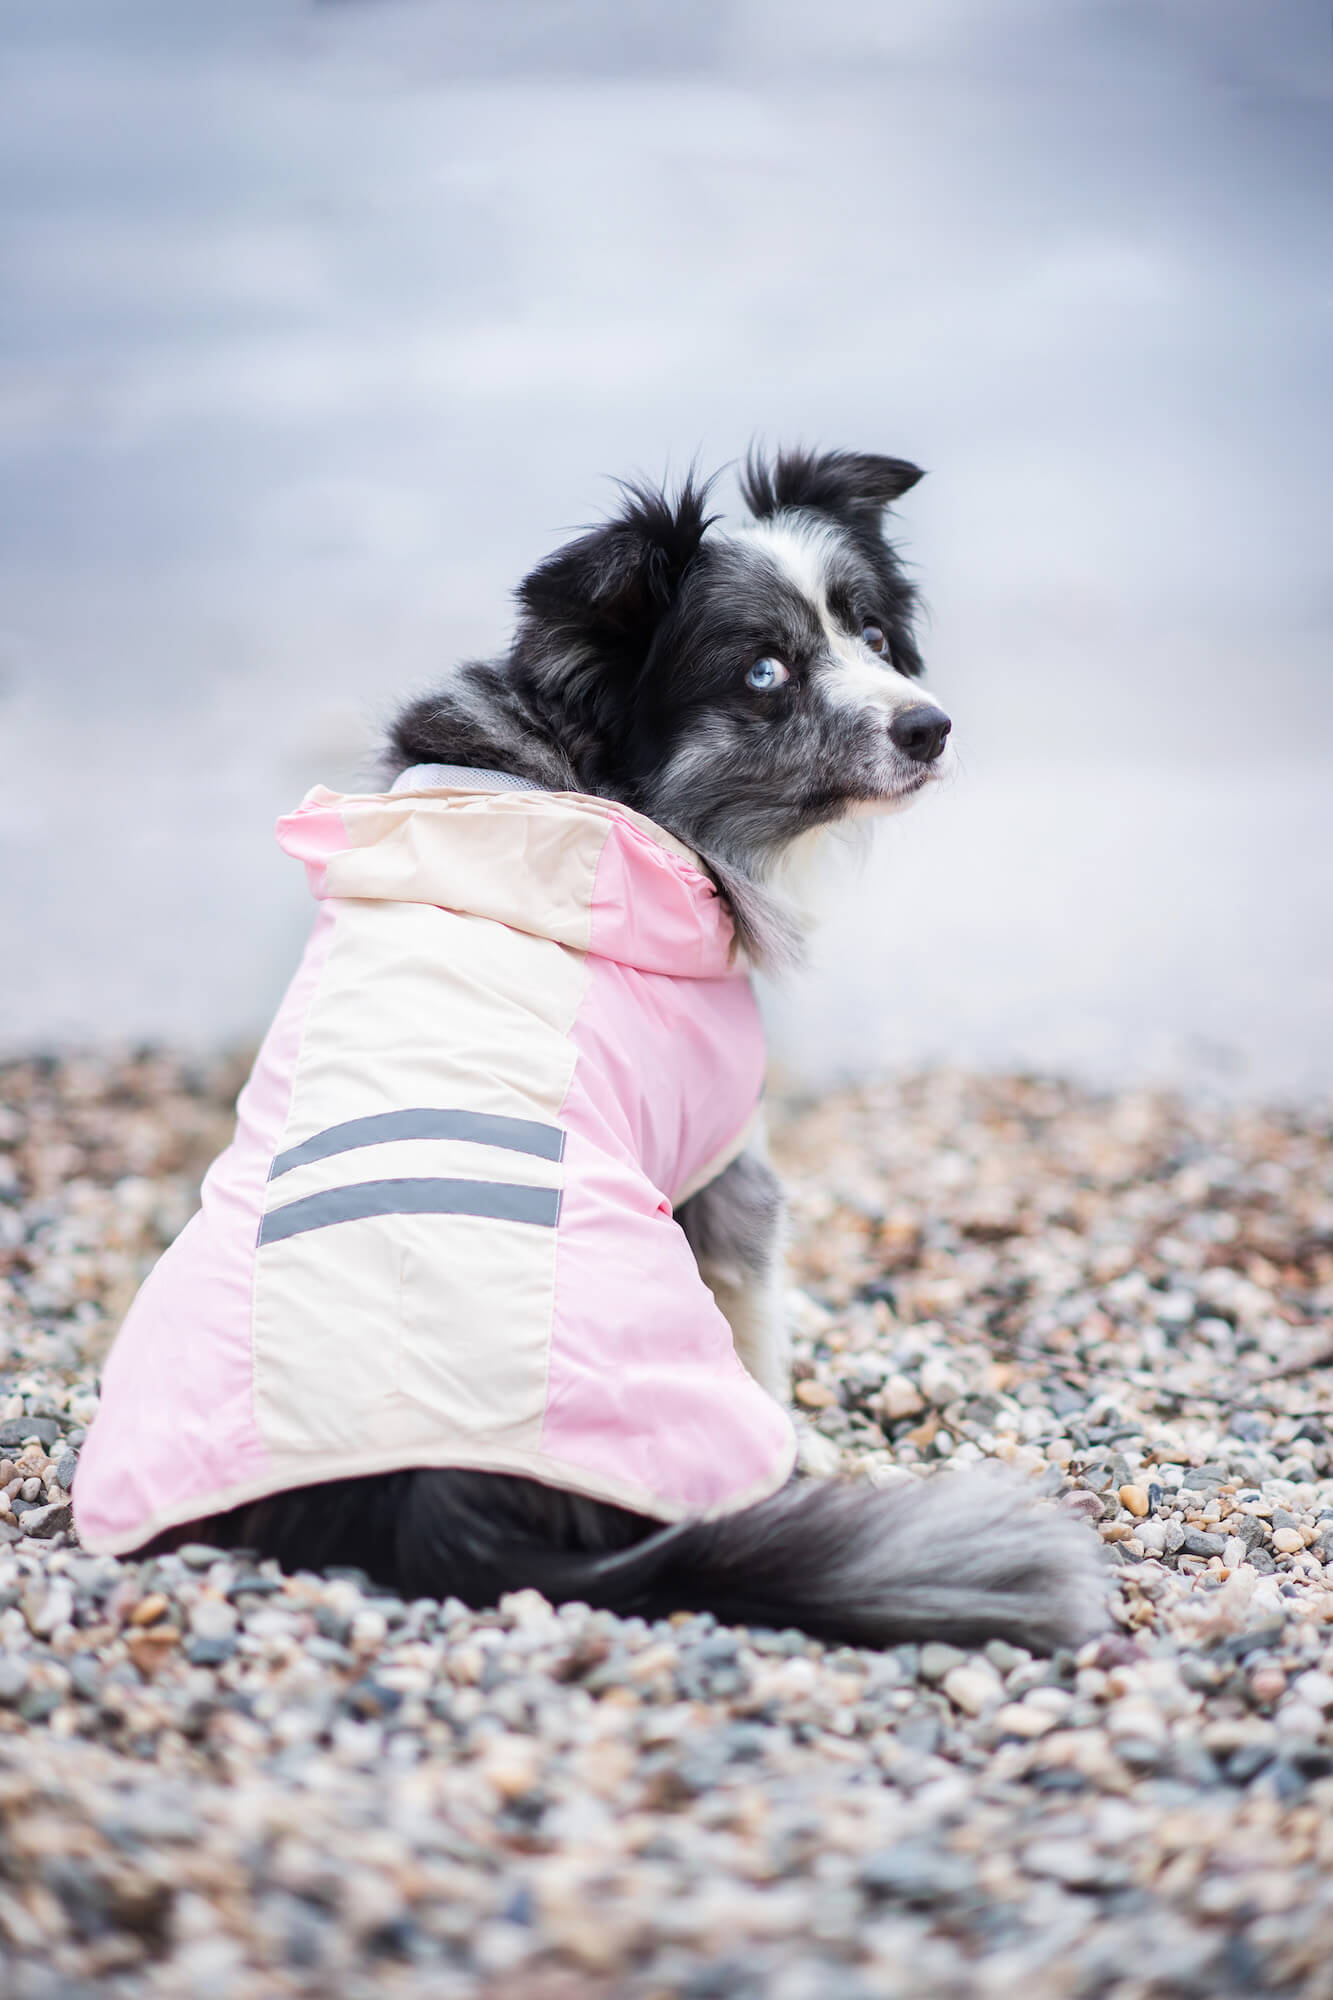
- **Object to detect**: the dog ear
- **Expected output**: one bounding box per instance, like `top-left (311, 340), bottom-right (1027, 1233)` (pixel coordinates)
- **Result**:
top-left (518, 475), bottom-right (716, 650)
top-left (741, 447), bottom-right (923, 526)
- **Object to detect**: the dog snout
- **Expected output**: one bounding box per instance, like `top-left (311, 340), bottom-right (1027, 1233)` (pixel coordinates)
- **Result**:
top-left (888, 704), bottom-right (952, 764)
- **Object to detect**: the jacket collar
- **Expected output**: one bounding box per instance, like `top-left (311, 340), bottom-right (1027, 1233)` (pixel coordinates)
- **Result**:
top-left (390, 762), bottom-right (540, 795)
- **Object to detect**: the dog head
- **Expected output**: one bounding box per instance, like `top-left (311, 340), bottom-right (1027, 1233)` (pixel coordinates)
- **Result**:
top-left (389, 447), bottom-right (949, 963)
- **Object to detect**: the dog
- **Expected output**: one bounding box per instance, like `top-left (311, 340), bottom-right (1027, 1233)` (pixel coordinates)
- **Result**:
top-left (76, 447), bottom-right (1101, 1651)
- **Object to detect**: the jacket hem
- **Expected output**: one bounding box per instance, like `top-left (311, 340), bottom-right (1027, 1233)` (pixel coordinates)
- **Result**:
top-left (73, 1427), bottom-right (799, 1560)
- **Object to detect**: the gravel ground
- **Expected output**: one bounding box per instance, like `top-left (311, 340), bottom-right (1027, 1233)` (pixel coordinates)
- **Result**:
top-left (1, 1052), bottom-right (1332, 1998)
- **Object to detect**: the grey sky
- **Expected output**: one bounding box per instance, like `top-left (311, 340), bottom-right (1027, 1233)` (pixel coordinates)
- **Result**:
top-left (2, 0), bottom-right (1330, 1092)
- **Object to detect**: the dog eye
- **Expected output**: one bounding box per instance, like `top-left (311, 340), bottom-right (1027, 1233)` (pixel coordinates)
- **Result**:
top-left (745, 658), bottom-right (791, 692)
top-left (861, 624), bottom-right (887, 655)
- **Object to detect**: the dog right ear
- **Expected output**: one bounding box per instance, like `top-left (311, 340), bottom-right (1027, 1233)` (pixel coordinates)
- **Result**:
top-left (518, 475), bottom-right (716, 653)
top-left (741, 447), bottom-right (923, 527)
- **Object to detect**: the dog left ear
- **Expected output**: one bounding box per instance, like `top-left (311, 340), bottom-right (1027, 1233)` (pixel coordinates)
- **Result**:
top-left (741, 447), bottom-right (924, 527)
top-left (518, 475), bottom-right (715, 651)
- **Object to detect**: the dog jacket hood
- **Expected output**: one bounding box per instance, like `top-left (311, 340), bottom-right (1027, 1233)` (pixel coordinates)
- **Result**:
top-left (75, 779), bottom-right (796, 1555)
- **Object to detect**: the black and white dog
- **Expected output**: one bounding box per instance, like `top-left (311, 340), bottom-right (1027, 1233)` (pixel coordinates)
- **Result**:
top-left (203, 448), bottom-right (1100, 1652)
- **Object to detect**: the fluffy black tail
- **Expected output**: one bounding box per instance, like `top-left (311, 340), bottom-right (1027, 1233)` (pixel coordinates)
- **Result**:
top-left (206, 1466), bottom-right (1104, 1654)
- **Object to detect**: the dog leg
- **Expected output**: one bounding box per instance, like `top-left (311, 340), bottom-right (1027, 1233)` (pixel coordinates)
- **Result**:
top-left (676, 1148), bottom-right (791, 1404)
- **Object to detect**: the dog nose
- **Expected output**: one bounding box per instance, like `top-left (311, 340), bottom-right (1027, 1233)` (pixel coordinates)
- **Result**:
top-left (888, 704), bottom-right (952, 764)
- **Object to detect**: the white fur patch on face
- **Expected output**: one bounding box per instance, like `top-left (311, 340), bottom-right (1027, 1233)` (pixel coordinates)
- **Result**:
top-left (739, 514), bottom-right (924, 725)
top-left (737, 514), bottom-right (846, 610)
top-left (818, 644), bottom-right (923, 723)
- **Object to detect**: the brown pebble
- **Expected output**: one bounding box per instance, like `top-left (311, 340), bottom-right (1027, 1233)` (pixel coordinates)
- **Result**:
top-left (904, 1412), bottom-right (940, 1449)
top-left (795, 1380), bottom-right (837, 1410)
top-left (128, 1592), bottom-right (171, 1627)
top-left (1119, 1484), bottom-right (1149, 1517)
top-left (126, 1626), bottom-right (180, 1677)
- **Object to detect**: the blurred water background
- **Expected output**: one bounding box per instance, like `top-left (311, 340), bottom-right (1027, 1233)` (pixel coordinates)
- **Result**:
top-left (2, 0), bottom-right (1330, 1098)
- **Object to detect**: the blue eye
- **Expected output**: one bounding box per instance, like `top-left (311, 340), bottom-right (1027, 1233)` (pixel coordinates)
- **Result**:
top-left (745, 657), bottom-right (791, 692)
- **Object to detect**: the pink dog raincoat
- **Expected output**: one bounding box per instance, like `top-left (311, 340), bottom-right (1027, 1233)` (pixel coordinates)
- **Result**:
top-left (74, 777), bottom-right (796, 1556)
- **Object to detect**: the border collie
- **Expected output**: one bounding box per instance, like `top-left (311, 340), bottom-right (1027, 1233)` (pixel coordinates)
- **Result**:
top-left (196, 447), bottom-right (1101, 1652)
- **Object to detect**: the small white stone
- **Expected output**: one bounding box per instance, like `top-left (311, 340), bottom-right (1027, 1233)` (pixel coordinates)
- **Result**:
top-left (471, 1922), bottom-right (535, 1977)
top-left (480, 1734), bottom-right (542, 1801)
top-left (188, 1597), bottom-right (238, 1643)
top-left (919, 1357), bottom-right (965, 1406)
top-left (795, 1426), bottom-right (841, 1477)
top-left (993, 1701), bottom-right (1057, 1739)
top-left (1293, 1670), bottom-right (1333, 1712)
top-left (1024, 1686), bottom-right (1074, 1718)
top-left (1022, 1840), bottom-right (1103, 1889)
top-left (1105, 1698), bottom-right (1168, 1746)
top-left (349, 1608), bottom-right (389, 1652)
top-left (878, 1375), bottom-right (925, 1421)
top-left (1276, 1700), bottom-right (1325, 1740)
top-left (24, 1581), bottom-right (73, 1638)
top-left (942, 1663), bottom-right (1003, 1716)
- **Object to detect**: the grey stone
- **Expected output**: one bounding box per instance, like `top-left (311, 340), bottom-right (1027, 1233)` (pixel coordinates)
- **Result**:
top-left (0, 1656), bottom-right (31, 1704)
top-left (1229, 1515), bottom-right (1267, 1550)
top-left (0, 1419), bottom-right (59, 1450)
top-left (177, 1542), bottom-right (226, 1569)
top-left (1227, 1740), bottom-right (1275, 1784)
top-left (186, 1636), bottom-right (237, 1667)
top-left (20, 1501), bottom-right (73, 1539)
top-left (859, 1844), bottom-right (976, 1906)
top-left (918, 1642), bottom-right (965, 1683)
top-left (896, 1710), bottom-right (943, 1755)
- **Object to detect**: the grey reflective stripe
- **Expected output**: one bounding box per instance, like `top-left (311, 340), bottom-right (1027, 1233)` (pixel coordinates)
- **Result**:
top-left (269, 1108), bottom-right (565, 1179)
top-left (258, 1177), bottom-right (561, 1247)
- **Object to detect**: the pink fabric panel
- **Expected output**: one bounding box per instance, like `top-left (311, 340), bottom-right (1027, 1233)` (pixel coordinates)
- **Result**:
top-left (562, 947), bottom-right (764, 1206)
top-left (74, 908), bottom-right (335, 1549)
top-left (539, 952), bottom-right (787, 1514)
top-left (591, 816), bottom-right (736, 979)
top-left (540, 1092), bottom-right (792, 1512)
top-left (275, 794), bottom-right (351, 897)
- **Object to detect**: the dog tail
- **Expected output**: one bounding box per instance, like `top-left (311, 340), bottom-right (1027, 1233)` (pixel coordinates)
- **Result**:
top-left (396, 1467), bottom-right (1105, 1654)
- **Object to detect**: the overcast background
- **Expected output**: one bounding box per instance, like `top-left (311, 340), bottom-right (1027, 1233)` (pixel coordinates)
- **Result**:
top-left (2, 0), bottom-right (1330, 1097)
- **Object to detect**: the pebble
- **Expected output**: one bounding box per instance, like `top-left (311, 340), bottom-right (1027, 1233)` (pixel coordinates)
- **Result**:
top-left (877, 1374), bottom-right (926, 1421)
top-left (794, 1379), bottom-right (837, 1410)
top-left (1293, 1671), bottom-right (1333, 1712)
top-left (992, 1700), bottom-right (1059, 1739)
top-left (0, 1052), bottom-right (1329, 1995)
top-left (942, 1663), bottom-right (1003, 1715)
top-left (918, 1642), bottom-right (966, 1683)
top-left (1022, 1840), bottom-right (1104, 1889)
top-left (187, 1596), bottom-right (238, 1642)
